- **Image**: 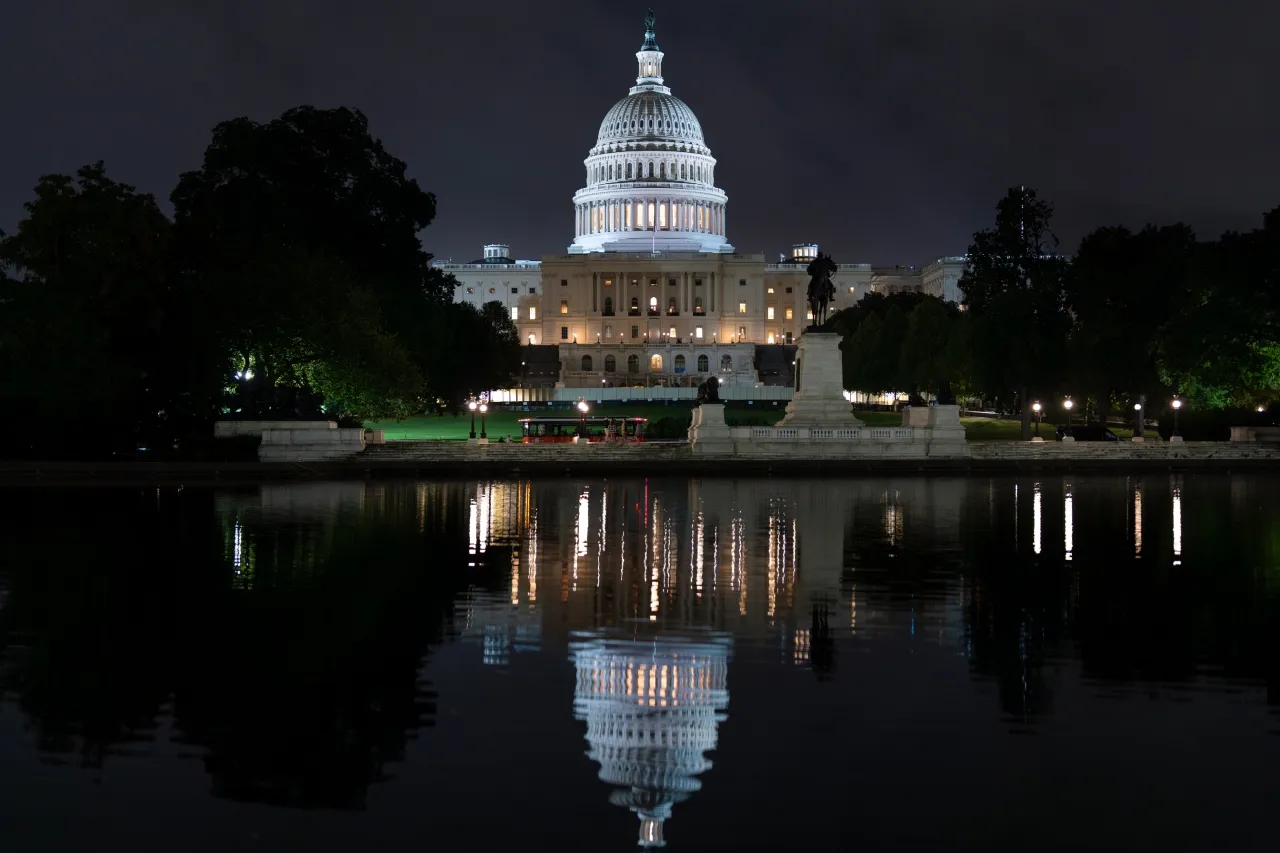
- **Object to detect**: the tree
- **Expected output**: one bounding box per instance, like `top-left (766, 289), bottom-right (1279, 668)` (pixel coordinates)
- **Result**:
top-left (900, 297), bottom-right (962, 402)
top-left (842, 313), bottom-right (883, 395)
top-left (960, 187), bottom-right (1070, 438)
top-left (0, 163), bottom-right (224, 457)
top-left (171, 106), bottom-right (454, 419)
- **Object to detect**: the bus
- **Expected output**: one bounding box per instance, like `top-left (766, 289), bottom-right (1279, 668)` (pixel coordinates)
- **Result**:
top-left (518, 416), bottom-right (647, 444)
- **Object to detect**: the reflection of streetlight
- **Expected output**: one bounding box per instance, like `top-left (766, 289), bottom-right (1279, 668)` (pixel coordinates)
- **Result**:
top-left (479, 401), bottom-right (488, 439)
top-left (1063, 398), bottom-right (1074, 438)
top-left (1171, 397), bottom-right (1183, 438)
top-left (468, 399), bottom-right (478, 440)
top-left (1032, 401), bottom-right (1042, 436)
top-left (577, 398), bottom-right (590, 438)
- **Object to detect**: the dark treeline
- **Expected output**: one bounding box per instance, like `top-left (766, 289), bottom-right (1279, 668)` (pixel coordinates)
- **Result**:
top-left (832, 186), bottom-right (1280, 439)
top-left (0, 106), bottom-right (520, 459)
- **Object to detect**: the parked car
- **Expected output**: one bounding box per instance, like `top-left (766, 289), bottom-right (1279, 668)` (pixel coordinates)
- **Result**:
top-left (1055, 425), bottom-right (1118, 442)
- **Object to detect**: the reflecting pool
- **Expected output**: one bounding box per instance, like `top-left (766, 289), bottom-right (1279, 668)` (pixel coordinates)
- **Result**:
top-left (1, 475), bottom-right (1279, 851)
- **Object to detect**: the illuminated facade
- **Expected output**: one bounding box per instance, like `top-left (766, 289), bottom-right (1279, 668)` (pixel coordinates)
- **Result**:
top-left (435, 14), bottom-right (966, 389)
top-left (571, 633), bottom-right (731, 848)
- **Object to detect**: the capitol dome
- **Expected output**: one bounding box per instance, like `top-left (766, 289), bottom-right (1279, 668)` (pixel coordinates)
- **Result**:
top-left (570, 13), bottom-right (732, 254)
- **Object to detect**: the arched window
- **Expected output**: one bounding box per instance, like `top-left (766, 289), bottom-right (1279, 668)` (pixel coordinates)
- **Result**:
top-left (581, 355), bottom-right (593, 371)
top-left (627, 354), bottom-right (639, 374)
top-left (680, 163), bottom-right (686, 179)
top-left (667, 296), bottom-right (677, 314)
top-left (626, 162), bottom-right (633, 179)
top-left (674, 354), bottom-right (686, 372)
top-left (605, 354), bottom-right (616, 373)
top-left (608, 164), bottom-right (613, 180)
top-left (648, 296), bottom-right (658, 314)
top-left (660, 162), bottom-right (666, 179)
top-left (720, 354), bottom-right (733, 372)
top-left (604, 296), bottom-right (613, 315)
top-left (650, 354), bottom-right (663, 372)
top-left (630, 296), bottom-right (639, 314)
top-left (697, 354), bottom-right (709, 372)
top-left (694, 296), bottom-right (704, 314)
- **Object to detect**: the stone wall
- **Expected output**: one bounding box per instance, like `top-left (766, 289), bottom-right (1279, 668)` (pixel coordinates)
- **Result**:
top-left (259, 427), bottom-right (368, 462)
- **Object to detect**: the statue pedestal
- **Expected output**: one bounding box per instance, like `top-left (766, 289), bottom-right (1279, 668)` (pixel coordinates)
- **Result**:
top-left (778, 333), bottom-right (863, 427)
top-left (901, 405), bottom-right (966, 444)
top-left (688, 403), bottom-right (734, 455)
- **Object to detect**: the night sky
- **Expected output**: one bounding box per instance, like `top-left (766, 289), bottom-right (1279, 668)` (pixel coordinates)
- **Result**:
top-left (4, 1), bottom-right (1279, 265)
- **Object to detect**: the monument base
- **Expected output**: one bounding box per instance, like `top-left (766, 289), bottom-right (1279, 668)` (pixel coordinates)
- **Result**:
top-left (901, 405), bottom-right (966, 444)
top-left (778, 333), bottom-right (863, 427)
top-left (688, 403), bottom-right (734, 455)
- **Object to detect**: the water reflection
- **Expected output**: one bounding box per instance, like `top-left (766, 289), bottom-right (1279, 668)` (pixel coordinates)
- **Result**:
top-left (1, 475), bottom-right (1279, 848)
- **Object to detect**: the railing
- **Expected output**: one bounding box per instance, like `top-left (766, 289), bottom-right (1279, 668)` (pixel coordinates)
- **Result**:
top-left (730, 426), bottom-right (914, 441)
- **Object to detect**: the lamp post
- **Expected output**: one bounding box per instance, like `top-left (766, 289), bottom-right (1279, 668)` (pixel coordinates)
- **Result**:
top-left (1133, 402), bottom-right (1144, 440)
top-left (1171, 397), bottom-right (1183, 440)
top-left (577, 397), bottom-right (589, 438)
top-left (1032, 401), bottom-right (1042, 437)
top-left (1063, 398), bottom-right (1074, 439)
top-left (468, 399), bottom-right (478, 440)
top-left (479, 401), bottom-right (488, 440)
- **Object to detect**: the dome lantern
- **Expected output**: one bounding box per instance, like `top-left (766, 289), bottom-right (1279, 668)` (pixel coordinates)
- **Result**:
top-left (635, 9), bottom-right (666, 92)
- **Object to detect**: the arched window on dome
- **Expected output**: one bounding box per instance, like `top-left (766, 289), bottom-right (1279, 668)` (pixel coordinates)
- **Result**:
top-left (627, 354), bottom-right (639, 374)
top-left (697, 354), bottom-right (709, 373)
top-left (626, 162), bottom-right (633, 179)
top-left (680, 163), bottom-right (686, 180)
top-left (608, 164), bottom-right (613, 180)
top-left (659, 162), bottom-right (665, 179)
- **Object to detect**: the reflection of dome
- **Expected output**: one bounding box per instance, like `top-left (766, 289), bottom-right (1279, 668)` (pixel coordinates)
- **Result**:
top-left (453, 589), bottom-right (541, 666)
top-left (570, 12), bottom-right (732, 255)
top-left (571, 633), bottom-right (731, 848)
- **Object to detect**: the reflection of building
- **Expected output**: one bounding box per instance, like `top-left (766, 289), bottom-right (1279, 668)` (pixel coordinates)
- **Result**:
top-left (571, 633), bottom-right (731, 848)
top-left (452, 589), bottom-right (542, 666)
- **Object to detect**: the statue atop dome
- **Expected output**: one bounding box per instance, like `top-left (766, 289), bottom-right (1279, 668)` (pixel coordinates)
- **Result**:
top-left (642, 9), bottom-right (659, 50)
top-left (806, 252), bottom-right (837, 329)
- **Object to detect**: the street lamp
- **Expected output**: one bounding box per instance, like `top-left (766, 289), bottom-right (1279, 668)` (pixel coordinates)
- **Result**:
top-left (1063, 398), bottom-right (1074, 438)
top-left (468, 399), bottom-right (478, 440)
top-left (1171, 397), bottom-right (1183, 438)
top-left (1032, 401), bottom-right (1042, 436)
top-left (577, 397), bottom-right (589, 438)
top-left (1133, 401), bottom-right (1144, 440)
top-left (479, 401), bottom-right (488, 439)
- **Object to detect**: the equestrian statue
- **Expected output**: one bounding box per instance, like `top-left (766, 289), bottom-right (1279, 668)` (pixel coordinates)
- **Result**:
top-left (806, 252), bottom-right (838, 330)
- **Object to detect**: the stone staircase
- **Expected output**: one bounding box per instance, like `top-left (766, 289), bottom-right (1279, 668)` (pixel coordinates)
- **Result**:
top-left (968, 441), bottom-right (1280, 461)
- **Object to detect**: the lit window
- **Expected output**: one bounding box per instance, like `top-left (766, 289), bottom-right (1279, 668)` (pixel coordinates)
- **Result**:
top-left (695, 326), bottom-right (703, 339)
top-left (528, 333), bottom-right (537, 344)
top-left (669, 326), bottom-right (676, 338)
top-left (560, 300), bottom-right (569, 314)
top-left (785, 307), bottom-right (793, 320)
top-left (528, 306), bottom-right (537, 320)
top-left (807, 309), bottom-right (814, 320)
top-left (767, 306), bottom-right (775, 320)
top-left (848, 286), bottom-right (855, 294)
top-left (738, 302), bottom-right (747, 314)
top-left (466, 288), bottom-right (473, 294)
top-left (604, 279), bottom-right (613, 287)
top-left (767, 333), bottom-right (776, 344)
top-left (510, 306), bottom-right (518, 321)
top-left (767, 287), bottom-right (774, 294)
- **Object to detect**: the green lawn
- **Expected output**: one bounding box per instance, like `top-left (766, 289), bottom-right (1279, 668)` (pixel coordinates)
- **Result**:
top-left (367, 405), bottom-right (1123, 441)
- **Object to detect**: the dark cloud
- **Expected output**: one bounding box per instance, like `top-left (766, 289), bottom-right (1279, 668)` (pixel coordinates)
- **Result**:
top-left (3, 0), bottom-right (1277, 264)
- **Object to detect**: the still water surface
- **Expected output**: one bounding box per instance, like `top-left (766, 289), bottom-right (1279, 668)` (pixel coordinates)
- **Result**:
top-left (1, 476), bottom-right (1279, 851)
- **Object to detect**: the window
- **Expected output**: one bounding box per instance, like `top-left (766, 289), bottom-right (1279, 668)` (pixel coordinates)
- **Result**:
top-left (807, 309), bottom-right (814, 320)
top-left (697, 354), bottom-right (709, 372)
top-left (631, 325), bottom-right (639, 339)
top-left (785, 307), bottom-right (793, 320)
top-left (669, 326), bottom-right (676, 338)
top-left (738, 302), bottom-right (747, 314)
top-left (561, 279), bottom-right (568, 287)
top-left (674, 354), bottom-right (686, 372)
top-left (529, 306), bottom-right (537, 320)
top-left (529, 287), bottom-right (536, 294)
top-left (560, 300), bottom-right (569, 314)
top-left (721, 354), bottom-right (733, 372)
top-left (603, 296), bottom-right (614, 315)
top-left (466, 288), bottom-right (474, 294)
top-left (581, 355), bottom-right (593, 371)
top-left (667, 296), bottom-right (677, 314)
top-left (767, 306), bottom-right (775, 320)
top-left (604, 354), bottom-right (616, 372)
top-left (649, 354), bottom-right (663, 371)
top-left (695, 325), bottom-right (704, 339)
top-left (510, 306), bottom-right (518, 321)
top-left (561, 326), bottom-right (569, 340)
top-left (511, 287), bottom-right (518, 294)
top-left (630, 296), bottom-right (640, 315)
top-left (627, 353), bottom-right (640, 373)
top-left (768, 333), bottom-right (776, 344)
top-left (604, 324), bottom-right (613, 338)
top-left (738, 326), bottom-right (746, 339)
top-left (694, 296), bottom-right (704, 314)
top-left (767, 287), bottom-right (774, 294)
top-left (668, 278), bottom-right (677, 287)
top-left (528, 333), bottom-right (537, 344)
top-left (739, 279), bottom-right (747, 287)
top-left (649, 279), bottom-right (657, 287)
top-left (694, 279), bottom-right (703, 288)
top-left (849, 286), bottom-right (855, 294)
top-left (649, 296), bottom-right (658, 314)
top-left (488, 288), bottom-right (495, 294)
top-left (785, 287), bottom-right (792, 294)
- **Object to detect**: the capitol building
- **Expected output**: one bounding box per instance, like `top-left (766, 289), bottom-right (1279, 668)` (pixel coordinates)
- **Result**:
top-left (436, 14), bottom-right (966, 390)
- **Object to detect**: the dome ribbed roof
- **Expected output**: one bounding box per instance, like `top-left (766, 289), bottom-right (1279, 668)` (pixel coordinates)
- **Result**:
top-left (597, 91), bottom-right (704, 147)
